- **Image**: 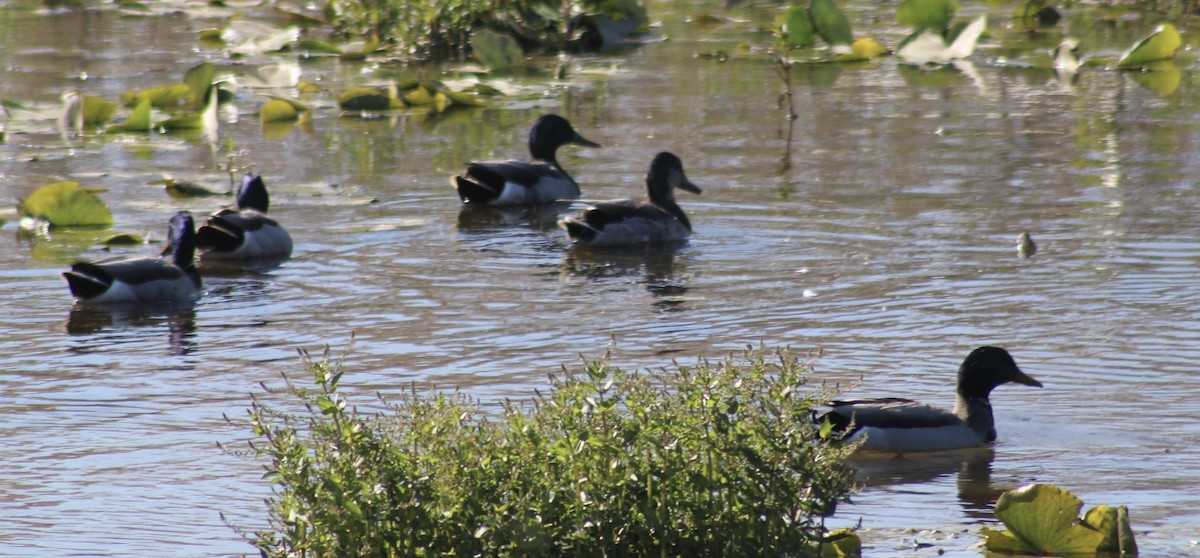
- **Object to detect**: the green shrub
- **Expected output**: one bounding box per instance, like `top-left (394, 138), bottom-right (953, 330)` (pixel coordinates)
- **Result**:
top-left (323, 0), bottom-right (646, 60)
top-left (241, 344), bottom-right (856, 557)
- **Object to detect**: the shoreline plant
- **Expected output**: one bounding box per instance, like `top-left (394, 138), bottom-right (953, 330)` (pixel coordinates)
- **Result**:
top-left (236, 343), bottom-right (857, 557)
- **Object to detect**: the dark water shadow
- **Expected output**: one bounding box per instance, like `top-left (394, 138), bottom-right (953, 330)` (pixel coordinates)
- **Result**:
top-left (845, 447), bottom-right (1002, 520)
top-left (197, 254), bottom-right (290, 277)
top-left (455, 203), bottom-right (572, 234)
top-left (64, 301), bottom-right (199, 356)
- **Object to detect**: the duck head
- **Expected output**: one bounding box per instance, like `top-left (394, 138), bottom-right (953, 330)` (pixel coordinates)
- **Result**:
top-left (647, 151), bottom-right (702, 203)
top-left (161, 211), bottom-right (197, 268)
top-left (237, 172), bottom-right (270, 212)
top-left (957, 346), bottom-right (1042, 400)
top-left (528, 114), bottom-right (600, 162)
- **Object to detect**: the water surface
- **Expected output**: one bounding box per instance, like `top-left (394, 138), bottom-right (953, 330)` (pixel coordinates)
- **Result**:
top-left (2, 1), bottom-right (1200, 555)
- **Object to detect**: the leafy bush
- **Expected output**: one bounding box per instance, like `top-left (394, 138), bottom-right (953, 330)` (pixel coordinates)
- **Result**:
top-left (240, 344), bottom-right (856, 557)
top-left (324, 0), bottom-right (645, 60)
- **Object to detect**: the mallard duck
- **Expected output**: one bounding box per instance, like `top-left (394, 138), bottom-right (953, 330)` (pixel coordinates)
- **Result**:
top-left (453, 114), bottom-right (600, 206)
top-left (819, 346), bottom-right (1043, 452)
top-left (62, 211), bottom-right (201, 303)
top-left (559, 151), bottom-right (701, 247)
top-left (196, 173), bottom-right (293, 260)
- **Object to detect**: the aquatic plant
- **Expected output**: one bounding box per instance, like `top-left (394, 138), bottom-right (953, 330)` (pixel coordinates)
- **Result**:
top-left (237, 344), bottom-right (857, 557)
top-left (982, 484), bottom-right (1138, 556)
top-left (17, 181), bottom-right (113, 228)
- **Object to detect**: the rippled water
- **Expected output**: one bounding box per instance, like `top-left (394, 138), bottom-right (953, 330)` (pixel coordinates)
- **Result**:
top-left (2, 0), bottom-right (1200, 555)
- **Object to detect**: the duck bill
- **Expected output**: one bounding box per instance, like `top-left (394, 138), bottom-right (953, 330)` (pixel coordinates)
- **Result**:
top-left (679, 179), bottom-right (702, 195)
top-left (572, 133), bottom-right (601, 148)
top-left (1011, 368), bottom-right (1043, 388)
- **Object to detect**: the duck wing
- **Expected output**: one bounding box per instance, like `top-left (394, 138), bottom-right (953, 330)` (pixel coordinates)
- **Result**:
top-left (197, 209), bottom-right (292, 258)
top-left (821, 398), bottom-right (961, 431)
top-left (63, 256), bottom-right (188, 301)
top-left (455, 159), bottom-right (578, 205)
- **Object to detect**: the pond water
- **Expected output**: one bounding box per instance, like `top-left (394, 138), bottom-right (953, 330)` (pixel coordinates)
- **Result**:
top-left (2, 0), bottom-right (1200, 555)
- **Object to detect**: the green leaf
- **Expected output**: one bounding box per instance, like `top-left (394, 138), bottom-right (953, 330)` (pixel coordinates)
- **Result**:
top-left (338, 86), bottom-right (399, 111)
top-left (442, 90), bottom-right (486, 107)
top-left (121, 83), bottom-right (191, 109)
top-left (261, 99), bottom-right (300, 123)
top-left (1117, 23), bottom-right (1181, 68)
top-left (101, 232), bottom-right (145, 246)
top-left (17, 181), bottom-right (113, 227)
top-left (81, 96), bottom-right (118, 126)
top-left (1117, 506), bottom-right (1138, 555)
top-left (988, 484), bottom-right (1106, 555)
top-left (810, 0), bottom-right (853, 47)
top-left (106, 99), bottom-right (153, 133)
top-left (777, 6), bottom-right (815, 49)
top-left (851, 38), bottom-right (889, 57)
top-left (896, 0), bottom-right (958, 31)
top-left (471, 29), bottom-right (524, 71)
top-left (821, 528), bottom-right (861, 557)
top-left (1012, 0), bottom-right (1048, 20)
top-left (404, 85), bottom-right (436, 106)
top-left (297, 39), bottom-right (342, 54)
top-left (183, 63), bottom-right (216, 105)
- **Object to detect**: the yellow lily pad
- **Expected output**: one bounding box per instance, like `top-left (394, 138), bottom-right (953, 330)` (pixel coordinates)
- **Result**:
top-left (261, 98), bottom-right (300, 122)
top-left (183, 63), bottom-right (216, 105)
top-left (442, 89), bottom-right (486, 107)
top-left (404, 85), bottom-right (435, 106)
top-left (851, 38), bottom-right (889, 57)
top-left (121, 83), bottom-right (191, 109)
top-left (82, 96), bottom-right (118, 126)
top-left (337, 86), bottom-right (400, 111)
top-left (17, 181), bottom-right (113, 227)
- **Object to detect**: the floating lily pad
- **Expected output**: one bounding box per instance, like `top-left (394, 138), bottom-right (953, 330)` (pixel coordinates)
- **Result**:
top-left (297, 39), bottom-right (342, 54)
top-left (471, 29), bottom-right (524, 71)
top-left (897, 0), bottom-right (959, 31)
top-left (810, 0), bottom-right (853, 47)
top-left (297, 81), bottom-right (322, 94)
top-left (82, 96), bottom-right (118, 126)
top-left (981, 484), bottom-right (1136, 556)
top-left (100, 232), bottom-right (145, 246)
top-left (337, 86), bottom-right (402, 111)
top-left (442, 89), bottom-right (486, 107)
top-left (184, 62), bottom-right (216, 104)
top-left (820, 529), bottom-right (861, 557)
top-left (121, 83), bottom-right (191, 109)
top-left (777, 6), bottom-right (815, 49)
top-left (149, 177), bottom-right (228, 197)
top-left (261, 98), bottom-right (300, 122)
top-left (106, 99), bottom-right (153, 133)
top-left (17, 181), bottom-right (113, 227)
top-left (852, 38), bottom-right (889, 57)
top-left (1117, 23), bottom-right (1181, 68)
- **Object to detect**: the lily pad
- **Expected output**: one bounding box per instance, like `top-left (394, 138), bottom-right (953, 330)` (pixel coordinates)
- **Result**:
top-left (100, 232), bottom-right (145, 246)
top-left (852, 38), bottom-right (889, 57)
top-left (149, 177), bottom-right (228, 197)
top-left (471, 29), bottom-right (524, 71)
top-left (106, 99), bottom-right (153, 133)
top-left (261, 98), bottom-right (300, 122)
top-left (338, 86), bottom-right (402, 111)
top-left (821, 528), bottom-right (862, 557)
top-left (980, 484), bottom-right (1137, 556)
top-left (183, 62), bottom-right (216, 104)
top-left (297, 39), bottom-right (342, 54)
top-left (810, 0), bottom-right (853, 47)
top-left (82, 96), bottom-right (118, 126)
top-left (121, 83), bottom-right (191, 109)
top-left (442, 89), bottom-right (486, 107)
top-left (17, 181), bottom-right (113, 227)
top-left (897, 0), bottom-right (959, 31)
top-left (1117, 23), bottom-right (1181, 68)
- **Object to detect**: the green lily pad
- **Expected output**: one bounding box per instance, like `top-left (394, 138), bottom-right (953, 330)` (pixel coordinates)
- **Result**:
top-left (897, 0), bottom-right (959, 31)
top-left (1117, 23), bottom-right (1181, 68)
top-left (297, 39), bottom-right (342, 54)
top-left (106, 99), bottom-right (153, 133)
top-left (442, 89), bottom-right (486, 107)
top-left (821, 528), bottom-right (862, 557)
top-left (82, 96), bottom-right (118, 126)
top-left (17, 181), bottom-right (113, 227)
top-left (983, 484), bottom-right (1111, 555)
top-left (777, 6), bottom-right (815, 49)
top-left (149, 177), bottom-right (228, 197)
top-left (100, 232), bottom-right (145, 246)
top-left (338, 86), bottom-right (402, 111)
top-left (1128, 59), bottom-right (1180, 96)
top-left (184, 63), bottom-right (216, 105)
top-left (471, 29), bottom-right (524, 71)
top-left (198, 28), bottom-right (224, 42)
top-left (121, 83), bottom-right (191, 109)
top-left (810, 0), bottom-right (853, 47)
top-left (261, 98), bottom-right (300, 122)
top-left (404, 84), bottom-right (436, 106)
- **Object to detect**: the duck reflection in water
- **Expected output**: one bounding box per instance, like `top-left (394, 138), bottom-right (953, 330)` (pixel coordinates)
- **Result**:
top-left (561, 244), bottom-right (692, 313)
top-left (455, 202), bottom-right (573, 233)
top-left (842, 447), bottom-right (1006, 520)
top-left (64, 301), bottom-right (198, 356)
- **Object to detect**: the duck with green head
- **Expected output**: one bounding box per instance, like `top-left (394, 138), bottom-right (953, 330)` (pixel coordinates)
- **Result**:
top-left (453, 114), bottom-right (600, 206)
top-left (819, 346), bottom-right (1043, 452)
top-left (62, 211), bottom-right (201, 303)
top-left (196, 172), bottom-right (293, 260)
